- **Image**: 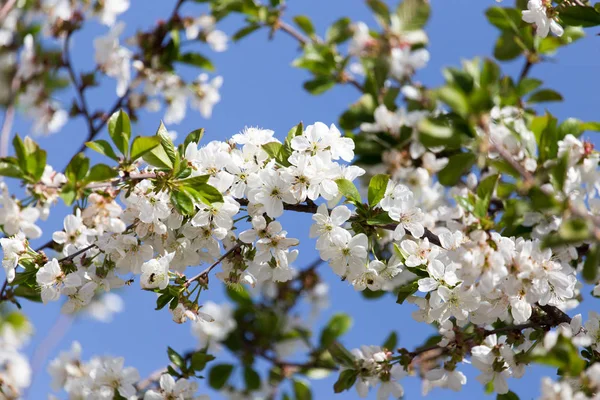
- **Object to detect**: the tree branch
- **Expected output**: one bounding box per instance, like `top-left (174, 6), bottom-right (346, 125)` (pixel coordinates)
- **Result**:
top-left (273, 20), bottom-right (364, 92)
top-left (184, 243), bottom-right (242, 287)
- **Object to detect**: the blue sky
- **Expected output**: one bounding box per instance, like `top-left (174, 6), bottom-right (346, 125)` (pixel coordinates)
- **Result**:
top-left (9, 0), bottom-right (600, 398)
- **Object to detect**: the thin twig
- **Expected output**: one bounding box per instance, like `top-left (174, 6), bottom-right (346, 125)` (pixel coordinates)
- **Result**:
top-left (63, 32), bottom-right (95, 139)
top-left (0, 0), bottom-right (17, 22)
top-left (136, 368), bottom-right (167, 391)
top-left (518, 59), bottom-right (533, 82)
top-left (184, 243), bottom-right (242, 287)
top-left (274, 20), bottom-right (364, 92)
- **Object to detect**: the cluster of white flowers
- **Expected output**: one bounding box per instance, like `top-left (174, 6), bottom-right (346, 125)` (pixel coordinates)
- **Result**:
top-left (349, 345), bottom-right (406, 399)
top-left (190, 301), bottom-right (236, 351)
top-left (539, 361), bottom-right (600, 399)
top-left (3, 0), bottom-right (225, 137)
top-left (17, 35), bottom-right (69, 135)
top-left (185, 15), bottom-right (228, 53)
top-left (41, 0), bottom-right (130, 28)
top-left (349, 19), bottom-right (429, 81)
top-left (132, 62), bottom-right (224, 124)
top-left (48, 341), bottom-right (203, 399)
top-left (0, 122), bottom-right (362, 317)
top-left (0, 312), bottom-right (33, 398)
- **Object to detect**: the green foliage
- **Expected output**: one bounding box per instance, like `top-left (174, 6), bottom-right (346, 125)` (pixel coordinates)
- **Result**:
top-left (395, 280), bottom-right (418, 304)
top-left (382, 331), bottom-right (398, 351)
top-left (108, 110), bottom-right (131, 157)
top-left (396, 0), bottom-right (430, 31)
top-left (560, 6), bottom-right (600, 27)
top-left (367, 174), bottom-right (389, 207)
top-left (335, 178), bottom-right (362, 205)
top-left (438, 152), bottom-right (476, 186)
top-left (130, 136), bottom-right (161, 161)
top-left (85, 140), bottom-right (120, 161)
top-left (293, 379), bottom-right (312, 400)
top-left (333, 369), bottom-right (358, 393)
top-left (320, 313), bottom-right (352, 347)
top-left (531, 334), bottom-right (586, 377)
top-left (583, 244), bottom-right (600, 283)
top-left (208, 364), bottom-right (234, 389)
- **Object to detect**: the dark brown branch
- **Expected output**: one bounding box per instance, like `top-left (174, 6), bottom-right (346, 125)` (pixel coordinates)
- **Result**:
top-left (409, 304), bottom-right (568, 358)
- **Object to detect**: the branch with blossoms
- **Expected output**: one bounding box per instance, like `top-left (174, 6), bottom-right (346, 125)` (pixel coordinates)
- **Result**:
top-left (4, 0), bottom-right (600, 399)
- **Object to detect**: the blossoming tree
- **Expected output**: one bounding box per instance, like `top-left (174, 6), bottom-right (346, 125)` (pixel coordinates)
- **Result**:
top-left (1, 0), bottom-right (600, 398)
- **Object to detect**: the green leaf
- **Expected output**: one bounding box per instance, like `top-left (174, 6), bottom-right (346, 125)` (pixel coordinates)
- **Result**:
top-left (60, 186), bottom-right (76, 205)
top-left (328, 341), bottom-right (356, 367)
top-left (244, 367), bottom-right (261, 391)
top-left (208, 364), bottom-right (234, 389)
top-left (436, 86), bottom-right (470, 116)
top-left (544, 218), bottom-right (590, 247)
top-left (155, 292), bottom-right (174, 310)
top-left (303, 77), bottom-right (335, 95)
top-left (333, 369), bottom-right (358, 393)
top-left (262, 142), bottom-right (291, 167)
top-left (293, 15), bottom-right (315, 36)
top-left (552, 154), bottom-right (569, 192)
top-left (485, 7), bottom-right (521, 32)
top-left (142, 123), bottom-right (177, 170)
top-left (335, 178), bottom-right (362, 205)
top-left (85, 140), bottom-right (120, 161)
top-left (397, 0), bottom-right (430, 31)
top-left (12, 135), bottom-right (27, 173)
top-left (475, 174), bottom-right (499, 218)
top-left (130, 136), bottom-right (161, 161)
top-left (368, 174), bottom-right (389, 207)
top-left (326, 17), bottom-right (352, 44)
top-left (108, 110), bottom-right (131, 157)
top-left (532, 334), bottom-right (586, 376)
top-left (293, 379), bottom-right (312, 400)
top-left (538, 26), bottom-right (585, 54)
top-left (366, 211), bottom-right (395, 226)
top-left (516, 78), bottom-right (542, 96)
top-left (320, 313), bottom-right (352, 347)
top-left (232, 24), bottom-right (261, 41)
top-left (560, 6), bottom-right (600, 27)
top-left (178, 52), bottom-right (214, 71)
top-left (537, 112), bottom-right (559, 162)
top-left (396, 280), bottom-right (418, 304)
top-left (0, 161), bottom-right (23, 178)
top-left (581, 122), bottom-right (600, 132)
top-left (583, 244), bottom-right (600, 283)
top-left (12, 285), bottom-right (41, 302)
top-left (528, 89), bottom-right (563, 104)
top-left (497, 390), bottom-right (520, 400)
top-left (170, 190), bottom-right (195, 216)
top-left (176, 175), bottom-right (210, 187)
top-left (65, 153), bottom-right (90, 183)
top-left (191, 351), bottom-right (216, 372)
top-left (86, 164), bottom-right (118, 183)
top-left (382, 331), bottom-right (398, 351)
top-left (156, 122), bottom-right (177, 164)
top-left (182, 183), bottom-right (223, 205)
top-left (167, 347), bottom-right (184, 369)
top-left (494, 32), bottom-right (523, 61)
top-left (183, 128), bottom-right (205, 149)
top-left (438, 152), bottom-right (476, 186)
top-left (367, 0), bottom-right (390, 25)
